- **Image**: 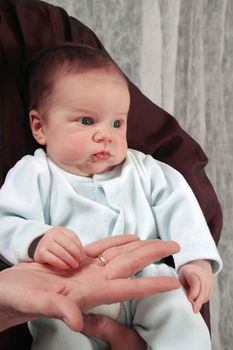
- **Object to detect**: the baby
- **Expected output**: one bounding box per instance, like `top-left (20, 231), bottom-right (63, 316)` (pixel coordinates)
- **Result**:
top-left (0, 44), bottom-right (222, 349)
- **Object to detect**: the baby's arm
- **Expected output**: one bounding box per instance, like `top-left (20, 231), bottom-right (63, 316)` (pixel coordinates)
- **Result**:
top-left (178, 259), bottom-right (213, 313)
top-left (30, 227), bottom-right (83, 270)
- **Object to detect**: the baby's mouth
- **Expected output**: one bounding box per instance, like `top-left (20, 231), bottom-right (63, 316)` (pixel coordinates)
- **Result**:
top-left (92, 151), bottom-right (111, 160)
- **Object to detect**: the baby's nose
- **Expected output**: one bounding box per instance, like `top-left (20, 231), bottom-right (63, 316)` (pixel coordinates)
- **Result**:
top-left (93, 129), bottom-right (112, 143)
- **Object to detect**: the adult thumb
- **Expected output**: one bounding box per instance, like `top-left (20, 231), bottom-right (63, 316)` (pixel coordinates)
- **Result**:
top-left (36, 292), bottom-right (83, 331)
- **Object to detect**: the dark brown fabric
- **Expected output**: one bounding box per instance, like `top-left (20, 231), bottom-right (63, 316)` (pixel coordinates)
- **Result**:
top-left (0, 324), bottom-right (32, 350)
top-left (0, 0), bottom-right (222, 347)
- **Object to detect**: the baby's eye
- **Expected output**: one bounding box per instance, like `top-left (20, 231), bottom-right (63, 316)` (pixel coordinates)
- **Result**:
top-left (112, 120), bottom-right (121, 128)
top-left (77, 117), bottom-right (94, 125)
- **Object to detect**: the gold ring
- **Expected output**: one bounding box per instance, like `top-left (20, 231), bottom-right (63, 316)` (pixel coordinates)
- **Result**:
top-left (98, 255), bottom-right (107, 266)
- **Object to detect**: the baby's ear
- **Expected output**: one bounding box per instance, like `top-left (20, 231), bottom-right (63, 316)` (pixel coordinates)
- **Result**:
top-left (29, 110), bottom-right (47, 145)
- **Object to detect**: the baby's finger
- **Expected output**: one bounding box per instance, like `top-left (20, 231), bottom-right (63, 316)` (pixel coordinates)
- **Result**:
top-left (202, 282), bottom-right (212, 304)
top-left (192, 293), bottom-right (205, 313)
top-left (62, 229), bottom-right (83, 247)
top-left (187, 274), bottom-right (200, 302)
top-left (37, 250), bottom-right (72, 270)
top-left (191, 278), bottom-right (208, 313)
top-left (54, 233), bottom-right (82, 261)
top-left (48, 243), bottom-right (80, 268)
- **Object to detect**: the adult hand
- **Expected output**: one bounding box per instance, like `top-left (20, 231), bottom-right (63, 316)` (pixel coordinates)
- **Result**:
top-left (0, 235), bottom-right (180, 332)
top-left (82, 315), bottom-right (147, 350)
top-left (81, 235), bottom-right (180, 350)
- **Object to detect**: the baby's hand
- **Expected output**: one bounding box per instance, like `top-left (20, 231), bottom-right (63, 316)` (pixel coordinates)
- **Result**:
top-left (33, 227), bottom-right (83, 270)
top-left (178, 260), bottom-right (213, 313)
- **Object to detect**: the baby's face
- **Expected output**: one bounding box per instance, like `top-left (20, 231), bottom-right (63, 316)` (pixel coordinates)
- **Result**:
top-left (32, 69), bottom-right (130, 176)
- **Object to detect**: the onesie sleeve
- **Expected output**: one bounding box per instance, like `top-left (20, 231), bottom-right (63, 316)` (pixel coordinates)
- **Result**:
top-left (147, 156), bottom-right (223, 275)
top-left (0, 151), bottom-right (53, 264)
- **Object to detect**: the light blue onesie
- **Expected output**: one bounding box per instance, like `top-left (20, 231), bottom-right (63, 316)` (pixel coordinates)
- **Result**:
top-left (0, 148), bottom-right (222, 349)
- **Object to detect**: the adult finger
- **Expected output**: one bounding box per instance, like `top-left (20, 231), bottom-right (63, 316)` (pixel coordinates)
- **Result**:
top-left (102, 239), bottom-right (180, 266)
top-left (106, 240), bottom-right (180, 279)
top-left (84, 234), bottom-right (139, 257)
top-left (40, 293), bottom-right (83, 331)
top-left (82, 276), bottom-right (180, 309)
top-left (82, 315), bottom-right (146, 350)
top-left (97, 240), bottom-right (150, 262)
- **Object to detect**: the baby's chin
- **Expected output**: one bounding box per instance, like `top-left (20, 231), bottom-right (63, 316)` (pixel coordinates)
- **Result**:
top-left (64, 164), bottom-right (115, 177)
top-left (57, 157), bottom-right (121, 177)
top-left (89, 165), bottom-right (115, 176)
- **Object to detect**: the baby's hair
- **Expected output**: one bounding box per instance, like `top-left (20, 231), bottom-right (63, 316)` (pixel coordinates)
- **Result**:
top-left (25, 43), bottom-right (127, 113)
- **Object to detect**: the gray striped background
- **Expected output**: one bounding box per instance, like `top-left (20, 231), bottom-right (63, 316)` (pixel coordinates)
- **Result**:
top-left (46, 1), bottom-right (233, 348)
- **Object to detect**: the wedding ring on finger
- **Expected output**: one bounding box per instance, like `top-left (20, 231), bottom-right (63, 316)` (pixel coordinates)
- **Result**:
top-left (98, 255), bottom-right (108, 266)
